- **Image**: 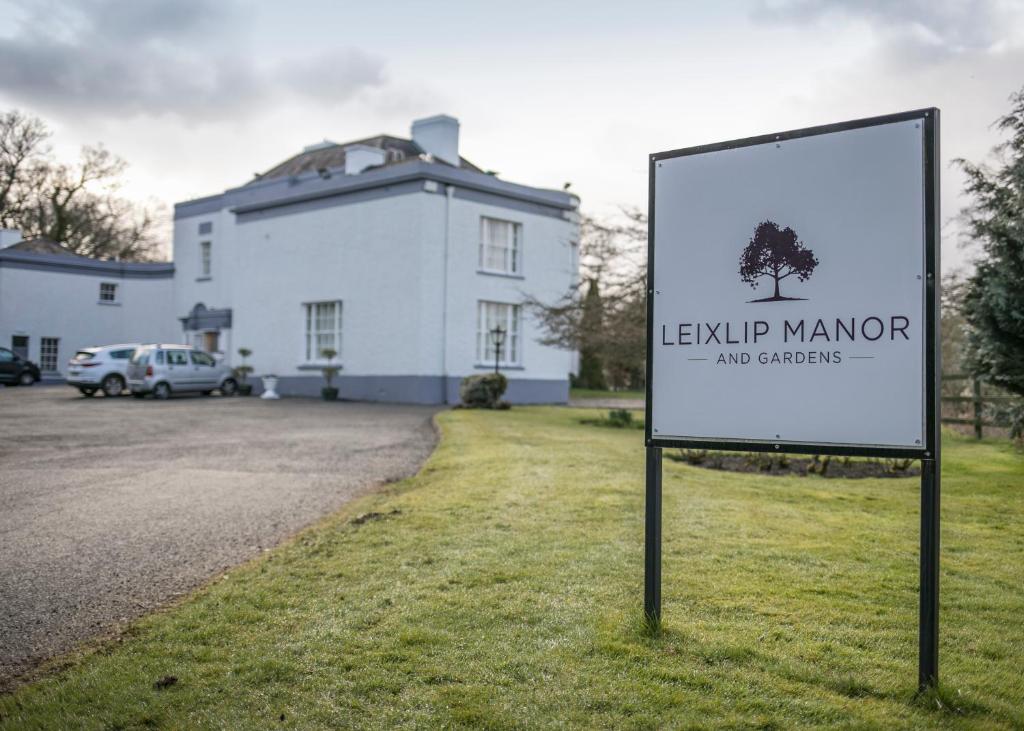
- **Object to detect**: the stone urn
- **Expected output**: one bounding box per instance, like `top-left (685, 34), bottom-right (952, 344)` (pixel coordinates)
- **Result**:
top-left (260, 375), bottom-right (280, 400)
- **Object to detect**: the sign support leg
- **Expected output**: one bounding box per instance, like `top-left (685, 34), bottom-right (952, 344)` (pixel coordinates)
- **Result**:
top-left (645, 446), bottom-right (662, 624)
top-left (918, 457), bottom-right (940, 691)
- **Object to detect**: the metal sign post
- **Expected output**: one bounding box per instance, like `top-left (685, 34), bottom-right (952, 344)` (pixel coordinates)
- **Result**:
top-left (644, 108), bottom-right (940, 690)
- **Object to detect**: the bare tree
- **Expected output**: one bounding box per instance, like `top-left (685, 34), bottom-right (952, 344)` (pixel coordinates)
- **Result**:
top-left (0, 110), bottom-right (163, 261)
top-left (525, 208), bottom-right (648, 390)
top-left (0, 110), bottom-right (49, 228)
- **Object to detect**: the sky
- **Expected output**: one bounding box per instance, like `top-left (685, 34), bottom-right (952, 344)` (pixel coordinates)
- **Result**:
top-left (1, 0), bottom-right (1022, 270)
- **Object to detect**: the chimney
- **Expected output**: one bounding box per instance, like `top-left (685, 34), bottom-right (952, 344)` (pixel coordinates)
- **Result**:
top-left (0, 229), bottom-right (22, 248)
top-left (344, 144), bottom-right (386, 175)
top-left (411, 114), bottom-right (460, 166)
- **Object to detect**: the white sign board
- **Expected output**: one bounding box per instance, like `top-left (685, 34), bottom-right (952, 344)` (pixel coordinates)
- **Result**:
top-left (647, 111), bottom-right (938, 455)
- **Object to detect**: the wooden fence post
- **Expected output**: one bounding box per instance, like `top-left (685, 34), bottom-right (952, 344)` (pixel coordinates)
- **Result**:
top-left (973, 377), bottom-right (983, 440)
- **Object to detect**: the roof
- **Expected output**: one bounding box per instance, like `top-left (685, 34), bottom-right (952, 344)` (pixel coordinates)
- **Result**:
top-left (5, 237), bottom-right (75, 256)
top-left (249, 134), bottom-right (484, 184)
top-left (0, 240), bottom-right (175, 279)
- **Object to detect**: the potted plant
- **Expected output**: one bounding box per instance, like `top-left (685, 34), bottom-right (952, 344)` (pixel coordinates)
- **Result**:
top-left (234, 347), bottom-right (254, 396)
top-left (320, 348), bottom-right (340, 401)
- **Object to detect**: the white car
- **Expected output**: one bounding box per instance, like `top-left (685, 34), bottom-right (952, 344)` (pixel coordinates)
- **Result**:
top-left (67, 344), bottom-right (141, 397)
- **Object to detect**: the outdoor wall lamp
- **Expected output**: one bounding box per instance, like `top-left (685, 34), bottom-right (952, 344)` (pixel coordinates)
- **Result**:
top-left (488, 325), bottom-right (507, 374)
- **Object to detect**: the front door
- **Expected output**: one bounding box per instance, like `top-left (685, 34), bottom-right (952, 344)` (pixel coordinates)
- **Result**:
top-left (202, 331), bottom-right (219, 354)
top-left (11, 335), bottom-right (28, 360)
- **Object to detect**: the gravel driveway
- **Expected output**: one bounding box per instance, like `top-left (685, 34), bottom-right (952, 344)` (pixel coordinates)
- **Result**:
top-left (0, 386), bottom-right (439, 690)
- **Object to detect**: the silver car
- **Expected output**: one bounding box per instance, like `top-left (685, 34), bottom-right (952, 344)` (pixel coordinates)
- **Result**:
top-left (127, 344), bottom-right (237, 400)
top-left (67, 344), bottom-right (140, 397)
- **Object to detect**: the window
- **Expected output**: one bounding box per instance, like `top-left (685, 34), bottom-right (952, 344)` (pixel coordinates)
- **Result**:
top-left (0, 348), bottom-right (14, 363)
top-left (198, 221), bottom-right (213, 235)
top-left (99, 282), bottom-right (118, 303)
top-left (200, 241), bottom-right (212, 277)
top-left (167, 350), bottom-right (189, 366)
top-left (40, 337), bottom-right (59, 372)
top-left (304, 301), bottom-right (342, 361)
top-left (479, 217), bottom-right (521, 274)
top-left (476, 301), bottom-right (521, 365)
top-left (110, 349), bottom-right (135, 360)
top-left (11, 335), bottom-right (28, 358)
top-left (190, 351), bottom-right (215, 367)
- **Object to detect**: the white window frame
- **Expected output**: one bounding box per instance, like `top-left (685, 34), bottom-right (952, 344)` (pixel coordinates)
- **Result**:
top-left (199, 241), bottom-right (212, 278)
top-left (476, 301), bottom-right (522, 366)
top-left (40, 337), bottom-right (59, 372)
top-left (98, 282), bottom-right (118, 304)
top-left (304, 300), bottom-right (343, 363)
top-left (478, 217), bottom-right (522, 275)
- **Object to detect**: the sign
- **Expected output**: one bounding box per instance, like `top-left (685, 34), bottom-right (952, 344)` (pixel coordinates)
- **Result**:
top-left (642, 109), bottom-right (942, 691)
top-left (646, 109), bottom-right (939, 457)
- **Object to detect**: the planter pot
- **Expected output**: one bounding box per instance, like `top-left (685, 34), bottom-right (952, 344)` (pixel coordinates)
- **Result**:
top-left (321, 386), bottom-right (339, 401)
top-left (260, 376), bottom-right (280, 400)
top-left (237, 383), bottom-right (253, 396)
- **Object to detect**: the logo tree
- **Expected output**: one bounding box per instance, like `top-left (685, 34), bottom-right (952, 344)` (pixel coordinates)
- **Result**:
top-left (739, 220), bottom-right (819, 302)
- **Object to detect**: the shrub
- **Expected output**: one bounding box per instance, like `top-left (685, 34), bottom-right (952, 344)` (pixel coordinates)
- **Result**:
top-left (679, 449), bottom-right (707, 465)
top-left (459, 373), bottom-right (508, 409)
top-left (607, 409), bottom-right (633, 428)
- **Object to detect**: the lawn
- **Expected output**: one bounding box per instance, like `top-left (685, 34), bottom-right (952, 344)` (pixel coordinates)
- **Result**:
top-left (570, 387), bottom-right (645, 400)
top-left (2, 408), bottom-right (1022, 729)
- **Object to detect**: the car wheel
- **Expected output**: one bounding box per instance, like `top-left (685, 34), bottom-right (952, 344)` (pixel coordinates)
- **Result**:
top-left (101, 374), bottom-right (125, 397)
top-left (80, 387), bottom-right (97, 397)
top-left (220, 378), bottom-right (238, 396)
top-left (153, 382), bottom-right (171, 400)
top-left (19, 371), bottom-right (34, 386)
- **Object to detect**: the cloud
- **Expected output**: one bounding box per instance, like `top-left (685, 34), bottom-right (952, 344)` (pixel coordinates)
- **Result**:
top-left (752, 0), bottom-right (1021, 66)
top-left (0, 0), bottom-right (387, 120)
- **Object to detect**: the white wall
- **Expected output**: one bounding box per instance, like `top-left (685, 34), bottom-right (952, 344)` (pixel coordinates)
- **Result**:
top-left (226, 192), bottom-right (439, 377)
top-left (0, 267), bottom-right (177, 376)
top-left (441, 194), bottom-right (577, 382)
top-left (202, 188), bottom-right (577, 386)
top-left (173, 208), bottom-right (236, 338)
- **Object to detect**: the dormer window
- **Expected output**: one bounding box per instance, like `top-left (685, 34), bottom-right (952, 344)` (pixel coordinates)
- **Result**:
top-left (386, 148), bottom-right (405, 163)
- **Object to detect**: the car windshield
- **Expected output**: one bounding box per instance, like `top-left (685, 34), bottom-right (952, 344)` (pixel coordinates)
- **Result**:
top-left (72, 351), bottom-right (96, 362)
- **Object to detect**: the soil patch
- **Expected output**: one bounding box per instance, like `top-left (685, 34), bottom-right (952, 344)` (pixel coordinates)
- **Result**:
top-left (666, 450), bottom-right (920, 479)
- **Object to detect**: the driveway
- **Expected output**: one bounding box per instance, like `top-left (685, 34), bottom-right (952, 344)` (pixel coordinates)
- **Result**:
top-left (0, 386), bottom-right (439, 690)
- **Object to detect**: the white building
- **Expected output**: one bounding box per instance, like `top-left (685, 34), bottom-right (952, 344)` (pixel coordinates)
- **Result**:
top-left (0, 235), bottom-right (177, 378)
top-left (1, 115), bottom-right (580, 403)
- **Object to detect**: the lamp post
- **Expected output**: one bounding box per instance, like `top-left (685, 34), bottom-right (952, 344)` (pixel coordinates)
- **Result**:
top-left (488, 325), bottom-right (507, 375)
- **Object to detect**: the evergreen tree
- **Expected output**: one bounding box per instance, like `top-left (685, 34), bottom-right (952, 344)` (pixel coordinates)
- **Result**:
top-left (959, 87), bottom-right (1024, 431)
top-left (576, 279), bottom-right (607, 390)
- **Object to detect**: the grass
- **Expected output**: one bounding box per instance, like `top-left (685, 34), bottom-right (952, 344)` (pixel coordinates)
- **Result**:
top-left (570, 387), bottom-right (645, 401)
top-left (2, 409), bottom-right (1023, 729)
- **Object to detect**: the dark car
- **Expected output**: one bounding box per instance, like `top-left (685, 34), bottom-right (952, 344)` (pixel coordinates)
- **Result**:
top-left (0, 347), bottom-right (40, 386)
